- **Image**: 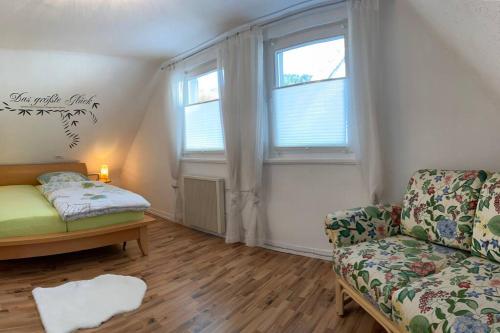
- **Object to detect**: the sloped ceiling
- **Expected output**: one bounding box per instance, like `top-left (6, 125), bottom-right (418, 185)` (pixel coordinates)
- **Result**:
top-left (407, 0), bottom-right (500, 98)
top-left (0, 0), bottom-right (309, 60)
top-left (0, 49), bottom-right (158, 177)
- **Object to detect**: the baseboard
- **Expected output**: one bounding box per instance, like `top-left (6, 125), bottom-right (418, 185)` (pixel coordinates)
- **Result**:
top-left (262, 241), bottom-right (332, 260)
top-left (146, 208), bottom-right (178, 223)
top-left (147, 208), bottom-right (332, 260)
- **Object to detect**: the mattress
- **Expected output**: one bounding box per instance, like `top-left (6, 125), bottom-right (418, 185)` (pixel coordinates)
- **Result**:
top-left (0, 185), bottom-right (144, 238)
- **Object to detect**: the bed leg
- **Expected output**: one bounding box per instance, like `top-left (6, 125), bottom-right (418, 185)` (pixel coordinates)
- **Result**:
top-left (122, 242), bottom-right (127, 251)
top-left (137, 226), bottom-right (149, 256)
top-left (335, 275), bottom-right (345, 316)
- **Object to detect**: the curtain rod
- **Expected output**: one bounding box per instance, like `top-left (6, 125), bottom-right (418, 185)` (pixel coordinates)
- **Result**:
top-left (160, 0), bottom-right (346, 70)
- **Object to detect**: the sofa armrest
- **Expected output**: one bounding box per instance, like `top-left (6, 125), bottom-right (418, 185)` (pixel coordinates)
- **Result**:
top-left (324, 204), bottom-right (401, 248)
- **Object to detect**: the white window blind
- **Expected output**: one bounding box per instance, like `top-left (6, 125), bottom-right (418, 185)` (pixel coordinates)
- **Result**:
top-left (183, 70), bottom-right (224, 152)
top-left (184, 100), bottom-right (224, 151)
top-left (269, 32), bottom-right (348, 150)
top-left (272, 78), bottom-right (347, 148)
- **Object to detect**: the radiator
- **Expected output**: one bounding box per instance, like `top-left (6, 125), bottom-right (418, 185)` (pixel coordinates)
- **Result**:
top-left (183, 175), bottom-right (225, 235)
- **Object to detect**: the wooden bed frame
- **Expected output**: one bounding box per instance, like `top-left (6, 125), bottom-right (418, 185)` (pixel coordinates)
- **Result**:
top-left (0, 162), bottom-right (155, 260)
top-left (335, 273), bottom-right (402, 333)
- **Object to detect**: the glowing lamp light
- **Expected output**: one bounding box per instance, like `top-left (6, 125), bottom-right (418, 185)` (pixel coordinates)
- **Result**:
top-left (99, 165), bottom-right (109, 182)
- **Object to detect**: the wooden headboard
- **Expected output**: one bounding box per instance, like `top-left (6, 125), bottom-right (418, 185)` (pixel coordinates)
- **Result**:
top-left (0, 163), bottom-right (88, 186)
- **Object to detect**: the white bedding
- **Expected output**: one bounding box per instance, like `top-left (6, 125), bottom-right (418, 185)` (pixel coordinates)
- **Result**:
top-left (37, 181), bottom-right (150, 221)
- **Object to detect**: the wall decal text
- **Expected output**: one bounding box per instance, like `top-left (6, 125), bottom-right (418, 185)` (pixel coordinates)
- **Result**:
top-left (0, 92), bottom-right (100, 149)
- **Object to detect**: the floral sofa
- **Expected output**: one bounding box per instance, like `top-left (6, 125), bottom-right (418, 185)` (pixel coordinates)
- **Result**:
top-left (325, 169), bottom-right (500, 333)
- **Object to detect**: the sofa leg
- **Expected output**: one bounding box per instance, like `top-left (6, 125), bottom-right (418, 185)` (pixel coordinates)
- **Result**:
top-left (335, 277), bottom-right (345, 316)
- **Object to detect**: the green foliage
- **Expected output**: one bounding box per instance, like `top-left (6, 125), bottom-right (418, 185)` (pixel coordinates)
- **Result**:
top-left (282, 74), bottom-right (312, 86)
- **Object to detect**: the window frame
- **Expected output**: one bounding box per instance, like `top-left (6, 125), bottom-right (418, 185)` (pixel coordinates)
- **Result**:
top-left (265, 21), bottom-right (350, 158)
top-left (182, 61), bottom-right (225, 156)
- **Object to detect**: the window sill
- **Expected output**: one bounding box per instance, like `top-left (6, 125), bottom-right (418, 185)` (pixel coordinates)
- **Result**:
top-left (181, 157), bottom-right (227, 164)
top-left (264, 157), bottom-right (358, 165)
top-left (181, 156), bottom-right (358, 165)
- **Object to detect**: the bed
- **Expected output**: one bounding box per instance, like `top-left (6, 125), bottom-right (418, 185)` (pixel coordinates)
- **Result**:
top-left (0, 162), bottom-right (155, 260)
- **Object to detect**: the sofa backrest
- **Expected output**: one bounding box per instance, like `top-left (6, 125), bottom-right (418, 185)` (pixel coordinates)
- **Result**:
top-left (472, 173), bottom-right (500, 263)
top-left (401, 169), bottom-right (487, 251)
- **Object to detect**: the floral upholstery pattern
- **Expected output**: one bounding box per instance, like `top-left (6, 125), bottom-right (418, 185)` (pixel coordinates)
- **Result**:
top-left (324, 204), bottom-right (401, 248)
top-left (333, 235), bottom-right (470, 317)
top-left (472, 173), bottom-right (500, 264)
top-left (392, 256), bottom-right (500, 333)
top-left (401, 169), bottom-right (488, 251)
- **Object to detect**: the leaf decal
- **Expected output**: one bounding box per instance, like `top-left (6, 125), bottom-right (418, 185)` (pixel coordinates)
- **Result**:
top-left (18, 109), bottom-right (32, 116)
top-left (36, 109), bottom-right (50, 116)
top-left (0, 95), bottom-right (99, 149)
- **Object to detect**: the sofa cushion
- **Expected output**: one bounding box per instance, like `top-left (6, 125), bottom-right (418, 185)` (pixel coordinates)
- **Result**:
top-left (401, 169), bottom-right (487, 251)
top-left (472, 173), bottom-right (500, 263)
top-left (392, 256), bottom-right (500, 333)
top-left (333, 235), bottom-right (469, 317)
top-left (325, 204), bottom-right (401, 248)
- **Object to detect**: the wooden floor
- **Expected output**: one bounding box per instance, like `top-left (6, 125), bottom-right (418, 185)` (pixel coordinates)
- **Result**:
top-left (0, 215), bottom-right (384, 333)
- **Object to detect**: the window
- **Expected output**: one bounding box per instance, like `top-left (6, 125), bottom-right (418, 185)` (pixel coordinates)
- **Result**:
top-left (183, 68), bottom-right (225, 153)
top-left (268, 24), bottom-right (348, 152)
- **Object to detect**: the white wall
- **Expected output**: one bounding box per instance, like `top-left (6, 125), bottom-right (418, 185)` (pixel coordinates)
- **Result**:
top-left (122, 66), bottom-right (368, 260)
top-left (121, 4), bottom-right (369, 259)
top-left (262, 163), bottom-right (367, 257)
top-left (121, 1), bottom-right (500, 259)
top-left (124, 149), bottom-right (368, 259)
top-left (0, 49), bottom-right (157, 181)
top-left (122, 61), bottom-right (368, 259)
top-left (121, 69), bottom-right (178, 217)
top-left (180, 161), bottom-right (368, 258)
top-left (379, 0), bottom-right (500, 202)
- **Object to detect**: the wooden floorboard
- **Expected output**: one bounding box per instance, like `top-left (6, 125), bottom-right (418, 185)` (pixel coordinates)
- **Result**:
top-left (0, 215), bottom-right (384, 333)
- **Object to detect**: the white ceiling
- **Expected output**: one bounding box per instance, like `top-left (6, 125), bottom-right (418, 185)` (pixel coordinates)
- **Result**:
top-left (0, 0), bottom-right (310, 61)
top-left (408, 0), bottom-right (500, 98)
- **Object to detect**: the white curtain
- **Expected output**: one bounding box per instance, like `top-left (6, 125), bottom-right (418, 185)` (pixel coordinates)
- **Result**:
top-left (348, 0), bottom-right (383, 203)
top-left (164, 65), bottom-right (184, 222)
top-left (217, 29), bottom-right (266, 246)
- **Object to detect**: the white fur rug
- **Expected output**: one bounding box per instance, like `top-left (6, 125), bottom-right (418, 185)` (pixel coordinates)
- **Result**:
top-left (32, 274), bottom-right (147, 333)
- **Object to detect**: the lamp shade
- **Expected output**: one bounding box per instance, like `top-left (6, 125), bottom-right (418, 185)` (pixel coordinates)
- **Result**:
top-left (100, 165), bottom-right (109, 181)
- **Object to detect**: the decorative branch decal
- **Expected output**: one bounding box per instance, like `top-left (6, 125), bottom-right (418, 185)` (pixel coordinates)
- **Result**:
top-left (0, 93), bottom-right (101, 149)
